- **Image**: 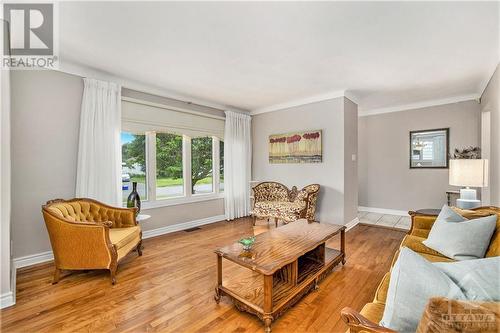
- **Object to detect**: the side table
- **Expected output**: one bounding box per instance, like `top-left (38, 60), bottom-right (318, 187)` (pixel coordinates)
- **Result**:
top-left (136, 214), bottom-right (151, 223)
top-left (414, 209), bottom-right (441, 216)
top-left (136, 214), bottom-right (150, 250)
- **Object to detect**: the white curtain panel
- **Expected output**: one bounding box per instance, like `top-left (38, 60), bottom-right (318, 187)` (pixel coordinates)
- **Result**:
top-left (224, 111), bottom-right (252, 220)
top-left (76, 78), bottom-right (122, 206)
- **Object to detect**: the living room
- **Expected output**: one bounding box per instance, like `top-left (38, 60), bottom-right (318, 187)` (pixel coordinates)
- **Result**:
top-left (1, 2), bottom-right (499, 332)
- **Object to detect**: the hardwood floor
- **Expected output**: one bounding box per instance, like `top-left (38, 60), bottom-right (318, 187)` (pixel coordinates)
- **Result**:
top-left (0, 218), bottom-right (405, 333)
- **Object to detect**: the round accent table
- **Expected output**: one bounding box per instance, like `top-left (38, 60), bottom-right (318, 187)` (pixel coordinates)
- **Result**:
top-left (136, 214), bottom-right (151, 223)
top-left (136, 214), bottom-right (150, 250)
top-left (415, 209), bottom-right (441, 216)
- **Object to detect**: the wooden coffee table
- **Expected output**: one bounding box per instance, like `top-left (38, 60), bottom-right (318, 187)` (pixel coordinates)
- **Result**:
top-left (214, 219), bottom-right (346, 332)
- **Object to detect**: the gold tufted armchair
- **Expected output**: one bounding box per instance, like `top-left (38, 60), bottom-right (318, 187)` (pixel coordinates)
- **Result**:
top-left (42, 198), bottom-right (142, 284)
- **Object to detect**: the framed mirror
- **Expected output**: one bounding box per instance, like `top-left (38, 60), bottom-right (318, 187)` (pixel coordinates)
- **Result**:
top-left (409, 128), bottom-right (449, 169)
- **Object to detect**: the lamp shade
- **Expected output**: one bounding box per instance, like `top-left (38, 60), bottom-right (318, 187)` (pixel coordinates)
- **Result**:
top-left (449, 159), bottom-right (489, 187)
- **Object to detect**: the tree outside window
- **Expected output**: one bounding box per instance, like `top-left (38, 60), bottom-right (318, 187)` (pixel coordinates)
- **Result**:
top-left (156, 133), bottom-right (183, 199)
top-left (191, 136), bottom-right (213, 194)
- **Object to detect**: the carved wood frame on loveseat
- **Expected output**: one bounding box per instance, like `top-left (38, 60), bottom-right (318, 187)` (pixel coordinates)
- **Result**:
top-left (251, 182), bottom-right (320, 227)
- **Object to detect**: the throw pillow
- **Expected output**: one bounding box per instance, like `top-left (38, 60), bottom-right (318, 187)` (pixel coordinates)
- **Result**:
top-left (422, 205), bottom-right (497, 260)
top-left (379, 248), bottom-right (465, 332)
top-left (434, 257), bottom-right (500, 301)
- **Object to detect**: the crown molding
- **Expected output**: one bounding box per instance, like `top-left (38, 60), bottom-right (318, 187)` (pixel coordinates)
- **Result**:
top-left (56, 60), bottom-right (249, 114)
top-left (478, 62), bottom-right (499, 99)
top-left (250, 90), bottom-right (349, 115)
top-left (358, 94), bottom-right (480, 117)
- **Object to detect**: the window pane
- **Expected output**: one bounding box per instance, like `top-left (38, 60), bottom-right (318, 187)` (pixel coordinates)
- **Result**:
top-left (410, 129), bottom-right (448, 168)
top-left (121, 132), bottom-right (147, 204)
top-left (192, 136), bottom-right (213, 194)
top-left (156, 133), bottom-right (184, 199)
top-left (219, 140), bottom-right (224, 192)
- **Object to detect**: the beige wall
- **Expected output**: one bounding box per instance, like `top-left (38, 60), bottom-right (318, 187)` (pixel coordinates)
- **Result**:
top-left (358, 100), bottom-right (481, 211)
top-left (480, 64), bottom-right (499, 206)
top-left (252, 97), bottom-right (358, 225)
top-left (10, 70), bottom-right (224, 259)
top-left (1, 65), bottom-right (13, 305)
top-left (344, 98), bottom-right (358, 223)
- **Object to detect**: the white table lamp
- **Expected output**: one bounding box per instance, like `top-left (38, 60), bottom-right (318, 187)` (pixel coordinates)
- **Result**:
top-left (449, 159), bottom-right (488, 209)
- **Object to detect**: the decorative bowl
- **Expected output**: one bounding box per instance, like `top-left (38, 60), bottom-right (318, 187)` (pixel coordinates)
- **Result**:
top-left (238, 236), bottom-right (256, 251)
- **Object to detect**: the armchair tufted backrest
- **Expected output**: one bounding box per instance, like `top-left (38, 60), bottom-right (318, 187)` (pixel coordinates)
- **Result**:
top-left (253, 182), bottom-right (290, 202)
top-left (43, 198), bottom-right (136, 228)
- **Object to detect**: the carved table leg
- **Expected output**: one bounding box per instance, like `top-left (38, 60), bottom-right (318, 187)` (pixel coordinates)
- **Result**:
top-left (214, 287), bottom-right (221, 304)
top-left (215, 254), bottom-right (222, 304)
top-left (263, 315), bottom-right (273, 333)
top-left (263, 274), bottom-right (273, 332)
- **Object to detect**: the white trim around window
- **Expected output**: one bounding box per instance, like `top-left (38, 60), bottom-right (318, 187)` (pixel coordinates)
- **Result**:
top-left (126, 133), bottom-right (224, 210)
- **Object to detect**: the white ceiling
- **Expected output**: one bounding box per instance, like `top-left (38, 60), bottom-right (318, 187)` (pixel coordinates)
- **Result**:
top-left (59, 1), bottom-right (499, 113)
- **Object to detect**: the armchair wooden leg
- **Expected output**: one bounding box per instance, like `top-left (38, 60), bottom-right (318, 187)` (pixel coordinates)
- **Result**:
top-left (252, 216), bottom-right (257, 226)
top-left (274, 217), bottom-right (278, 228)
top-left (137, 241), bottom-right (143, 256)
top-left (52, 268), bottom-right (62, 284)
top-left (110, 265), bottom-right (117, 285)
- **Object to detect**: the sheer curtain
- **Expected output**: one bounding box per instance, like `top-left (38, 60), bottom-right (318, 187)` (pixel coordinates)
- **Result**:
top-left (224, 111), bottom-right (252, 220)
top-left (76, 78), bottom-right (122, 206)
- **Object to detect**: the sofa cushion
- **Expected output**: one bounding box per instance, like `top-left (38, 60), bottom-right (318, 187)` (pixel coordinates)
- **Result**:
top-left (391, 248), bottom-right (453, 268)
top-left (380, 248), bottom-right (465, 332)
top-left (400, 235), bottom-right (444, 257)
top-left (374, 250), bottom-right (456, 305)
top-left (434, 256), bottom-right (500, 301)
top-left (448, 207), bottom-right (500, 257)
top-left (374, 272), bottom-right (390, 304)
top-left (360, 302), bottom-right (386, 324)
top-left (418, 252), bottom-right (455, 263)
top-left (253, 201), bottom-right (306, 222)
top-left (423, 205), bottom-right (497, 260)
top-left (109, 226), bottom-right (141, 250)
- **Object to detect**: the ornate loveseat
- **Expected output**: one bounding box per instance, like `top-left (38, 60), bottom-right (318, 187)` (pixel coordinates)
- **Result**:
top-left (42, 198), bottom-right (142, 284)
top-left (341, 206), bottom-right (500, 333)
top-left (251, 182), bottom-right (320, 227)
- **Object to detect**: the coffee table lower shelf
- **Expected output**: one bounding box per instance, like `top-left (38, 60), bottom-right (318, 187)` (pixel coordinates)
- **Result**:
top-left (215, 246), bottom-right (345, 332)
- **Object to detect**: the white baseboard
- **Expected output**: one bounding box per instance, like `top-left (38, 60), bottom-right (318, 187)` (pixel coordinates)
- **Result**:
top-left (345, 217), bottom-right (359, 231)
top-left (14, 251), bottom-right (54, 269)
top-left (13, 214), bottom-right (226, 269)
top-left (0, 291), bottom-right (15, 309)
top-left (358, 206), bottom-right (409, 216)
top-left (142, 214), bottom-right (225, 239)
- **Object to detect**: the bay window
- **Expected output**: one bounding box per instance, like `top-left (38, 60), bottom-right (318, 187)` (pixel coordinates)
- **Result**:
top-left (121, 97), bottom-right (224, 208)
